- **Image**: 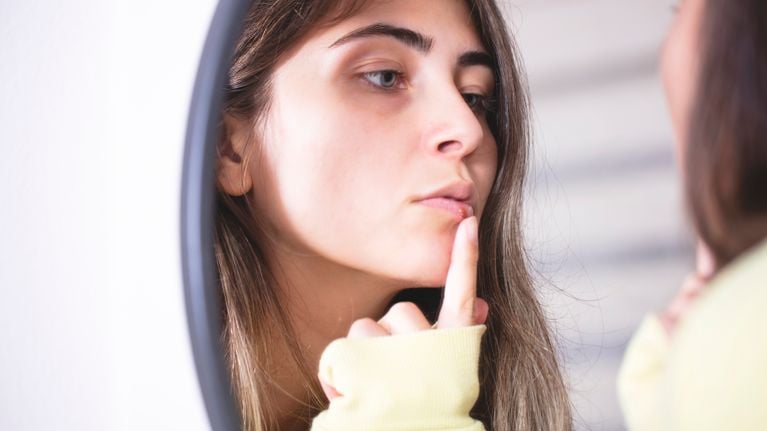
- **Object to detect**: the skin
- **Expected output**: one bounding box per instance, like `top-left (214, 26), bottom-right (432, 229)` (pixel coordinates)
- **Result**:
top-left (659, 0), bottom-right (715, 335)
top-left (661, 0), bottom-right (703, 164)
top-left (218, 0), bottom-right (494, 428)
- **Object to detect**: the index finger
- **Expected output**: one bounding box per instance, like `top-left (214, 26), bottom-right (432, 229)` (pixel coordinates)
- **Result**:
top-left (436, 216), bottom-right (479, 329)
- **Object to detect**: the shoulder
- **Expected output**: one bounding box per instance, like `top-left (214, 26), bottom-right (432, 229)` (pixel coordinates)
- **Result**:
top-left (677, 239), bottom-right (767, 341)
top-left (666, 239), bottom-right (767, 430)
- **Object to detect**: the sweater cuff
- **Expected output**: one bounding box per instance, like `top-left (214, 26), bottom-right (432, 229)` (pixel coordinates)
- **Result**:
top-left (311, 325), bottom-right (487, 431)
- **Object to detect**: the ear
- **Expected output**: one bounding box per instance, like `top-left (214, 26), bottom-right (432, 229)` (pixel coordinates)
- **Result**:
top-left (217, 113), bottom-right (253, 196)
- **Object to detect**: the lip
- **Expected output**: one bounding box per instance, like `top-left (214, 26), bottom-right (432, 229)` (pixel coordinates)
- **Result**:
top-left (418, 197), bottom-right (474, 219)
top-left (414, 182), bottom-right (476, 220)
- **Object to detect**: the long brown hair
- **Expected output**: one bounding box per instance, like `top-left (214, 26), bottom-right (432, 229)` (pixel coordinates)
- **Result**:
top-left (687, 0), bottom-right (767, 268)
top-left (215, 1), bottom-right (573, 429)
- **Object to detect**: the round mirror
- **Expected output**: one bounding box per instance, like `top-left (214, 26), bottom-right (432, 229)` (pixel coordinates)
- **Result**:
top-left (181, 1), bottom-right (250, 429)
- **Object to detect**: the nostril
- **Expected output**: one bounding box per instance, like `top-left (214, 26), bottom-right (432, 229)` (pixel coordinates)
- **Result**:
top-left (437, 141), bottom-right (462, 153)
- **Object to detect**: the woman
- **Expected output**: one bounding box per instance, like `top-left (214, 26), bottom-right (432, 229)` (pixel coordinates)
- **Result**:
top-left (618, 0), bottom-right (767, 429)
top-left (214, 0), bottom-right (572, 430)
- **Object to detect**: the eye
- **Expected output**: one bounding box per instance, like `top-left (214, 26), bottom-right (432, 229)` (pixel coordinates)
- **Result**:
top-left (462, 93), bottom-right (495, 114)
top-left (362, 70), bottom-right (404, 90)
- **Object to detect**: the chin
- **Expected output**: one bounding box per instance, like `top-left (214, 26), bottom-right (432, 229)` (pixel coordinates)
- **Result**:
top-left (399, 244), bottom-right (452, 287)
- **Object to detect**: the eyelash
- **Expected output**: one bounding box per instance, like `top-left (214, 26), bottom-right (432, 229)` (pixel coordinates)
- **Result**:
top-left (462, 93), bottom-right (497, 115)
top-left (361, 69), bottom-right (496, 114)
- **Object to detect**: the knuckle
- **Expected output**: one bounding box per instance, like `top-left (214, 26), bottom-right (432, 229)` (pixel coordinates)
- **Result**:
top-left (456, 297), bottom-right (475, 313)
top-left (446, 298), bottom-right (475, 318)
top-left (388, 301), bottom-right (421, 317)
top-left (349, 317), bottom-right (377, 332)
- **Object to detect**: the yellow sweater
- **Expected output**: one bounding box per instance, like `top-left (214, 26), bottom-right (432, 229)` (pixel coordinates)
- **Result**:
top-left (311, 325), bottom-right (486, 431)
top-left (618, 239), bottom-right (767, 430)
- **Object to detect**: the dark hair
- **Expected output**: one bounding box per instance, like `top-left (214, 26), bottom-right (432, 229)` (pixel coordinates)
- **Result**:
top-left (687, 0), bottom-right (767, 268)
top-left (216, 1), bottom-right (572, 429)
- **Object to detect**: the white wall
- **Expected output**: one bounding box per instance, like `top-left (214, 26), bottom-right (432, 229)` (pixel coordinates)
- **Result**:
top-left (1, 1), bottom-right (216, 429)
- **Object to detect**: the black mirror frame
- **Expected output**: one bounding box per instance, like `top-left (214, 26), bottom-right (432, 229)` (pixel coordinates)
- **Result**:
top-left (181, 0), bottom-right (251, 429)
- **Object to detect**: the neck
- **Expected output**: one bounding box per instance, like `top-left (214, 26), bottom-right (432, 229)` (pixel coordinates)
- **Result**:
top-left (264, 245), bottom-right (404, 430)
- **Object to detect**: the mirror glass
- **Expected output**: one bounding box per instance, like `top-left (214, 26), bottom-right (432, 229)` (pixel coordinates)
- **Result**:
top-left (187, 1), bottom-right (690, 430)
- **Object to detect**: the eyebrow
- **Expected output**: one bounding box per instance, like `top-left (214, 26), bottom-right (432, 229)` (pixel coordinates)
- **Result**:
top-left (330, 23), bottom-right (496, 72)
top-left (330, 23), bottom-right (434, 53)
top-left (458, 50), bottom-right (494, 69)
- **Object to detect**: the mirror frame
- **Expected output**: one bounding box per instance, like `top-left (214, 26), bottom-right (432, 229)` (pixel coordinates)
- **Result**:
top-left (181, 0), bottom-right (250, 429)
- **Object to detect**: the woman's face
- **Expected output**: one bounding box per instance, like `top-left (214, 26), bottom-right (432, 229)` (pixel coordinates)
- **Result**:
top-left (239, 0), bottom-right (498, 287)
top-left (661, 0), bottom-right (704, 163)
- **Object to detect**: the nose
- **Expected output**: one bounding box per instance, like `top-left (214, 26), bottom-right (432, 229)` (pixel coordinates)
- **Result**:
top-left (420, 85), bottom-right (486, 159)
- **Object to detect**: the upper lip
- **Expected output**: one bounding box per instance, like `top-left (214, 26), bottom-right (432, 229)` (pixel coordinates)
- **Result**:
top-left (414, 181), bottom-right (476, 207)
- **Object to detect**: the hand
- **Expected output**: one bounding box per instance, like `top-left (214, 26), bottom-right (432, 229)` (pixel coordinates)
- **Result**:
top-left (659, 241), bottom-right (715, 335)
top-left (319, 216), bottom-right (489, 401)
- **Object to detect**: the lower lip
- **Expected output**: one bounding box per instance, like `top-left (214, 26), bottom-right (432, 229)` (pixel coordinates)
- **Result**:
top-left (417, 197), bottom-right (474, 219)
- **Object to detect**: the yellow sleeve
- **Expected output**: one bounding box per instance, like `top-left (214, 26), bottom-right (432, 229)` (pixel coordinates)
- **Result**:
top-left (617, 314), bottom-right (670, 431)
top-left (311, 325), bottom-right (487, 431)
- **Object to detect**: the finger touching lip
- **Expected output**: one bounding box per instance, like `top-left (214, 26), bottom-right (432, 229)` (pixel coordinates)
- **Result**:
top-left (437, 216), bottom-right (479, 329)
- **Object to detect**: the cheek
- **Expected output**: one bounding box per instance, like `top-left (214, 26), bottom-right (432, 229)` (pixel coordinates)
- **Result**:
top-left (256, 81), bottom-right (410, 252)
top-left (661, 31), bottom-right (690, 153)
top-left (661, 1), bottom-right (702, 163)
top-left (472, 135), bottom-right (499, 218)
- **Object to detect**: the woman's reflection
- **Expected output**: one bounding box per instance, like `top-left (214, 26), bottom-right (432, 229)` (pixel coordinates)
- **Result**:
top-left (214, 1), bottom-right (571, 429)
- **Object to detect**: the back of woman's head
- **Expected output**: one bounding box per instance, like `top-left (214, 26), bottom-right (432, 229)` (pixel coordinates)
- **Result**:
top-left (688, 0), bottom-right (767, 267)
